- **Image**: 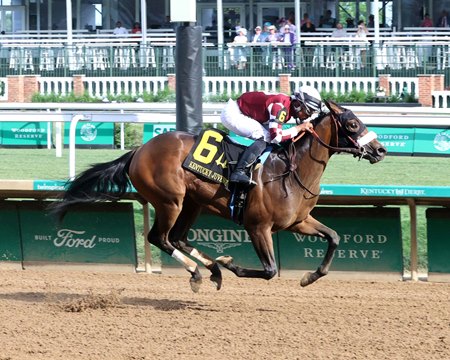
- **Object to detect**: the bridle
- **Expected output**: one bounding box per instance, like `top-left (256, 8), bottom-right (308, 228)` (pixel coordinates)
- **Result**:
top-left (294, 109), bottom-right (375, 159)
top-left (271, 109), bottom-right (376, 197)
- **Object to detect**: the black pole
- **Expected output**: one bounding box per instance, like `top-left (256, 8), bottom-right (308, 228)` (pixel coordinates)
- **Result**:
top-left (175, 24), bottom-right (203, 135)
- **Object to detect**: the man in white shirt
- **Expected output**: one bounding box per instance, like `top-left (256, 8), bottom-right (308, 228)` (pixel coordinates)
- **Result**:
top-left (113, 21), bottom-right (128, 35)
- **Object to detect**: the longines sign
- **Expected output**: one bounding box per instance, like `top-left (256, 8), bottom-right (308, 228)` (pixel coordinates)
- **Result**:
top-left (161, 208), bottom-right (403, 274)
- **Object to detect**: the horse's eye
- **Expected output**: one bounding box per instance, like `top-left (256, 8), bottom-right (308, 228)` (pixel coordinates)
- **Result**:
top-left (345, 120), bottom-right (360, 133)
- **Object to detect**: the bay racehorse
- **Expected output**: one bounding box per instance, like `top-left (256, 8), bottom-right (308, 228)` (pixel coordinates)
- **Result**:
top-left (51, 100), bottom-right (386, 292)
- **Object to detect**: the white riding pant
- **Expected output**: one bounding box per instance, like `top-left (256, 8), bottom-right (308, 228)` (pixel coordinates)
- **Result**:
top-left (221, 99), bottom-right (270, 142)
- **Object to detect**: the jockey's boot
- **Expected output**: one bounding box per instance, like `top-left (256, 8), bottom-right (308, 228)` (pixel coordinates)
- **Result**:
top-left (230, 138), bottom-right (267, 187)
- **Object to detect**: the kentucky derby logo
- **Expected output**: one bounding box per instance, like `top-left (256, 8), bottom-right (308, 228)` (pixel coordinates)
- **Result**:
top-left (80, 123), bottom-right (97, 142)
top-left (433, 130), bottom-right (450, 152)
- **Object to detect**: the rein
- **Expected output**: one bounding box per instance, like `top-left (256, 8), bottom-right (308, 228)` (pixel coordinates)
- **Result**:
top-left (264, 132), bottom-right (319, 197)
top-left (266, 112), bottom-right (367, 196)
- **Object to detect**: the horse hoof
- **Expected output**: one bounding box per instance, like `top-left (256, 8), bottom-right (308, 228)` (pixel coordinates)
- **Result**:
top-left (216, 255), bottom-right (233, 267)
top-left (210, 274), bottom-right (222, 291)
top-left (189, 277), bottom-right (202, 293)
top-left (300, 271), bottom-right (320, 287)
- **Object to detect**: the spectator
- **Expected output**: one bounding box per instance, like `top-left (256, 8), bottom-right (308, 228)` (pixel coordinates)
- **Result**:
top-left (161, 15), bottom-right (173, 29)
top-left (232, 28), bottom-right (248, 69)
top-left (262, 22), bottom-right (272, 37)
top-left (300, 17), bottom-right (316, 66)
top-left (265, 25), bottom-right (278, 42)
top-left (436, 10), bottom-right (449, 27)
top-left (332, 23), bottom-right (348, 38)
top-left (301, 13), bottom-right (310, 26)
top-left (300, 16), bottom-right (316, 33)
top-left (251, 26), bottom-right (264, 43)
top-left (421, 13), bottom-right (433, 27)
top-left (113, 21), bottom-right (128, 35)
top-left (261, 22), bottom-right (272, 65)
top-left (251, 25), bottom-right (265, 63)
top-left (131, 21), bottom-right (142, 34)
top-left (367, 14), bottom-right (375, 28)
top-left (346, 17), bottom-right (355, 28)
top-left (279, 24), bottom-right (296, 69)
top-left (286, 17), bottom-right (297, 35)
top-left (354, 20), bottom-right (369, 68)
top-left (319, 10), bottom-right (336, 28)
top-left (287, 12), bottom-right (297, 33)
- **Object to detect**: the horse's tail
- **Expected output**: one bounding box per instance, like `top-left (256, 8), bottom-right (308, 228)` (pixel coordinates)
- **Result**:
top-left (49, 148), bottom-right (138, 221)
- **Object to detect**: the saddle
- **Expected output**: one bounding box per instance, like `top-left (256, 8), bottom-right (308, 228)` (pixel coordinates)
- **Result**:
top-left (182, 129), bottom-right (271, 225)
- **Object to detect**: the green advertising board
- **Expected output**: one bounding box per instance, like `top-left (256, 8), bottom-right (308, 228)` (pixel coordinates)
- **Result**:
top-left (278, 207), bottom-right (403, 273)
top-left (143, 123), bottom-right (176, 142)
top-left (162, 208), bottom-right (402, 275)
top-left (0, 202), bottom-right (23, 263)
top-left (63, 121), bottom-right (114, 147)
top-left (369, 126), bottom-right (415, 154)
top-left (19, 201), bottom-right (136, 267)
top-left (161, 214), bottom-right (276, 269)
top-left (413, 128), bottom-right (450, 155)
top-left (426, 208), bottom-right (450, 280)
top-left (0, 122), bottom-right (48, 147)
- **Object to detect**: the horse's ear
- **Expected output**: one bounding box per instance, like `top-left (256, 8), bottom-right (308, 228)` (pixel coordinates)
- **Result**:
top-left (324, 99), bottom-right (344, 115)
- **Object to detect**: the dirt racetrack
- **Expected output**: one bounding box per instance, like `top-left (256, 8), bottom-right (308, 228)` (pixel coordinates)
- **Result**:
top-left (0, 269), bottom-right (448, 360)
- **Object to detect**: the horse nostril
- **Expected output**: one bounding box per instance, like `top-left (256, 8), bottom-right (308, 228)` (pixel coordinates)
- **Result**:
top-left (377, 146), bottom-right (387, 156)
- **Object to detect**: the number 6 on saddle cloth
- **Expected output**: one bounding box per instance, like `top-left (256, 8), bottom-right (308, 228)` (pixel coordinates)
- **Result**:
top-left (182, 128), bottom-right (272, 223)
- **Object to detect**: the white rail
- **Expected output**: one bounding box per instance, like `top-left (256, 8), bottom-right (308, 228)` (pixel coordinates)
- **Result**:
top-left (0, 75), bottom-right (422, 102)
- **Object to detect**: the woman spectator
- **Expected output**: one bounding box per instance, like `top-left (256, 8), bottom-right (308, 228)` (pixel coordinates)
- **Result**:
top-left (421, 13), bottom-right (433, 27)
top-left (232, 28), bottom-right (248, 69)
top-left (354, 20), bottom-right (369, 68)
top-left (278, 24), bottom-right (296, 69)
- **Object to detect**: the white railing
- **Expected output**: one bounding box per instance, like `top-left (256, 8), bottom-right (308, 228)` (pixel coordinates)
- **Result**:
top-left (388, 77), bottom-right (418, 97)
top-left (432, 91), bottom-right (450, 108)
top-left (0, 75), bottom-right (419, 101)
top-left (203, 76), bottom-right (279, 96)
top-left (39, 77), bottom-right (73, 96)
top-left (83, 76), bottom-right (167, 98)
top-left (292, 77), bottom-right (379, 94)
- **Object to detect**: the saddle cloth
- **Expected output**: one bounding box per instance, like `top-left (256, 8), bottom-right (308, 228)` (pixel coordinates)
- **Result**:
top-left (183, 128), bottom-right (249, 188)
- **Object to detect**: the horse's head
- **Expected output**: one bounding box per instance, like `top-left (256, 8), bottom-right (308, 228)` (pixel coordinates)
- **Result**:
top-left (323, 100), bottom-right (387, 164)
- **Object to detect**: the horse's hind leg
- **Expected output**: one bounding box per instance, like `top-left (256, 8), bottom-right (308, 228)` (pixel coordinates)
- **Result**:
top-left (169, 199), bottom-right (223, 290)
top-left (148, 212), bottom-right (203, 293)
top-left (288, 214), bottom-right (340, 287)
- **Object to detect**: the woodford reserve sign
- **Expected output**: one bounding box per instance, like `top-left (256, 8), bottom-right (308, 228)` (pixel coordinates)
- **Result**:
top-left (161, 207), bottom-right (403, 276)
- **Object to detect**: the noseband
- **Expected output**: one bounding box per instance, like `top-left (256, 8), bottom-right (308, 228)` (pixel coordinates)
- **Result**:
top-left (307, 110), bottom-right (366, 158)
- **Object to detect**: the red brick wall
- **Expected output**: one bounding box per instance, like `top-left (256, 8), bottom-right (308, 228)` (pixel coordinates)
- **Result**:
top-left (279, 74), bottom-right (291, 95)
top-left (418, 74), bottom-right (444, 107)
top-left (7, 75), bottom-right (40, 102)
top-left (23, 75), bottom-right (40, 102)
top-left (7, 75), bottom-right (25, 102)
top-left (378, 74), bottom-right (391, 96)
top-left (167, 73), bottom-right (176, 92)
top-left (73, 75), bottom-right (85, 96)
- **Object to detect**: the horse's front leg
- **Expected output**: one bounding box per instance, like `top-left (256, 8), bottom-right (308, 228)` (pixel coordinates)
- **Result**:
top-left (169, 199), bottom-right (223, 290)
top-left (216, 227), bottom-right (278, 280)
top-left (288, 214), bottom-right (340, 287)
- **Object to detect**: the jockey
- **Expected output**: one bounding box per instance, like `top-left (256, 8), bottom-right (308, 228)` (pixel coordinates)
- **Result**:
top-left (220, 85), bottom-right (323, 187)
